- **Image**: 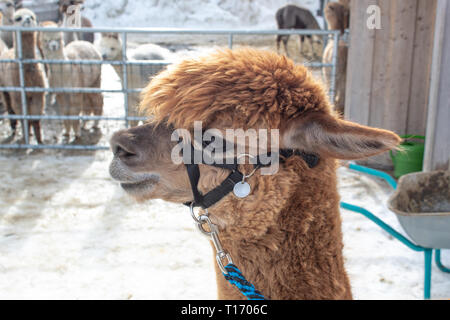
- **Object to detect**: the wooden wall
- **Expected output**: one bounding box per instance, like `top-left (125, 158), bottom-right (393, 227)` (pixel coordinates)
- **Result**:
top-left (345, 0), bottom-right (437, 168)
top-left (424, 0), bottom-right (450, 171)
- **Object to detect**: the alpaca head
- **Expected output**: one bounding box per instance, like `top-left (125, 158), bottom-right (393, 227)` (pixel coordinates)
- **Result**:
top-left (39, 21), bottom-right (64, 55)
top-left (98, 32), bottom-right (122, 61)
top-left (59, 0), bottom-right (84, 15)
top-left (0, 0), bottom-right (15, 24)
top-left (325, 2), bottom-right (350, 34)
top-left (13, 8), bottom-right (37, 28)
top-left (109, 49), bottom-right (400, 231)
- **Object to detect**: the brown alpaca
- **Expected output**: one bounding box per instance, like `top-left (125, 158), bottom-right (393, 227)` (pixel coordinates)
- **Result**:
top-left (0, 9), bottom-right (45, 143)
top-left (39, 21), bottom-right (103, 139)
top-left (325, 1), bottom-right (350, 34)
top-left (109, 49), bottom-right (401, 300)
top-left (323, 2), bottom-right (350, 115)
top-left (339, 0), bottom-right (351, 11)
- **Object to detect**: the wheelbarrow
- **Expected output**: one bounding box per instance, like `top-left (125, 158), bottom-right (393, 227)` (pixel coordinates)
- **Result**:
top-left (340, 164), bottom-right (450, 299)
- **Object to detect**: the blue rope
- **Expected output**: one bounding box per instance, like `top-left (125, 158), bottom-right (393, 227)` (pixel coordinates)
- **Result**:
top-left (223, 264), bottom-right (266, 300)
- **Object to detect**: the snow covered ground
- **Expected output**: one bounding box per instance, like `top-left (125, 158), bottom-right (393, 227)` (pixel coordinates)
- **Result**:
top-left (84, 0), bottom-right (324, 30)
top-left (0, 151), bottom-right (449, 300)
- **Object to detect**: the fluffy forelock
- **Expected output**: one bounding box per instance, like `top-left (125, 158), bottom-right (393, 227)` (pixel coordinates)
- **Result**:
top-left (139, 48), bottom-right (332, 130)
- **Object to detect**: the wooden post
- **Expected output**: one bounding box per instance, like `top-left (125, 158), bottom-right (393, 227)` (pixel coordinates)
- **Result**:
top-left (424, 0), bottom-right (450, 172)
top-left (345, 0), bottom-right (437, 168)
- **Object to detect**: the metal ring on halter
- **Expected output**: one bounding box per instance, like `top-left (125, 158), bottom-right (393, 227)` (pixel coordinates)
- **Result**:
top-left (236, 154), bottom-right (259, 180)
top-left (190, 202), bottom-right (208, 224)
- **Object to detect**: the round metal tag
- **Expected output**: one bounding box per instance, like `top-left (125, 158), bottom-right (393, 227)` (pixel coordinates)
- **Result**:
top-left (233, 182), bottom-right (251, 198)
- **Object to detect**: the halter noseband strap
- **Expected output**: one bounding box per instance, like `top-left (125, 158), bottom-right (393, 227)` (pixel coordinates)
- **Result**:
top-left (184, 146), bottom-right (319, 210)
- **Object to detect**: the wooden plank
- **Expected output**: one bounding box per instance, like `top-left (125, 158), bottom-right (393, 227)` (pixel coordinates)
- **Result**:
top-left (369, 0), bottom-right (418, 133)
top-left (368, 0), bottom-right (393, 130)
top-left (424, 0), bottom-right (450, 171)
top-left (345, 0), bottom-right (378, 125)
top-left (406, 0), bottom-right (437, 136)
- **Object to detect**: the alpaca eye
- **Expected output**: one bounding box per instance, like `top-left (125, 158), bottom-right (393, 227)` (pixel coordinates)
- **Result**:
top-left (6, 3), bottom-right (12, 7)
top-left (15, 16), bottom-right (22, 22)
top-left (110, 47), bottom-right (115, 51)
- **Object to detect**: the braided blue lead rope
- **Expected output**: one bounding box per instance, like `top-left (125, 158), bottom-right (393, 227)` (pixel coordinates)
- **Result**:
top-left (223, 264), bottom-right (266, 300)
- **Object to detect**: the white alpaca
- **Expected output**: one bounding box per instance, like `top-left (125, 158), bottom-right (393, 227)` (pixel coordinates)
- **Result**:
top-left (98, 33), bottom-right (173, 127)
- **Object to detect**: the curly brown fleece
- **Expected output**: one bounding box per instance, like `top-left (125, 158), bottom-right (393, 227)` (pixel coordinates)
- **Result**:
top-left (135, 48), bottom-right (400, 300)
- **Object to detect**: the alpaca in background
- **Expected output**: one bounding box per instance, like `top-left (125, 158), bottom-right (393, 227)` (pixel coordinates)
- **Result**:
top-left (0, 9), bottom-right (46, 143)
top-left (98, 33), bottom-right (173, 127)
top-left (0, 11), bottom-right (8, 53)
top-left (275, 4), bottom-right (323, 59)
top-left (0, 0), bottom-right (16, 48)
top-left (39, 21), bottom-right (103, 140)
top-left (58, 0), bottom-right (94, 44)
top-left (322, 1), bottom-right (350, 115)
top-left (0, 11), bottom-right (7, 116)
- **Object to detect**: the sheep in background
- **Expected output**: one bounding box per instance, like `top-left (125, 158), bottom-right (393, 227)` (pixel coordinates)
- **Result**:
top-left (275, 4), bottom-right (323, 59)
top-left (0, 9), bottom-right (46, 143)
top-left (322, 2), bottom-right (350, 115)
top-left (98, 33), bottom-right (173, 127)
top-left (39, 21), bottom-right (103, 141)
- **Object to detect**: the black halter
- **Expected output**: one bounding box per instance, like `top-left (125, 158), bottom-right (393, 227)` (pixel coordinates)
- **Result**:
top-left (184, 145), bottom-right (319, 210)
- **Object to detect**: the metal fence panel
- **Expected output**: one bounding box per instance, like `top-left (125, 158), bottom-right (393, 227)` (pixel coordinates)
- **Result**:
top-left (0, 26), bottom-right (341, 151)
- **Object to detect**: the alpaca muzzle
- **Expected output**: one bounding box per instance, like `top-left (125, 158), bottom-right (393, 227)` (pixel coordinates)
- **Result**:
top-left (48, 40), bottom-right (60, 52)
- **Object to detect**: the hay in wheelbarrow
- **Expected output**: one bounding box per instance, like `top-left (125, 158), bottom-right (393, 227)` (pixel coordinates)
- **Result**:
top-left (388, 171), bottom-right (450, 249)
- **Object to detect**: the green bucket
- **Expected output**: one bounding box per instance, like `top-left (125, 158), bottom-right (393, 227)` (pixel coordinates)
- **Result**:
top-left (390, 135), bottom-right (425, 178)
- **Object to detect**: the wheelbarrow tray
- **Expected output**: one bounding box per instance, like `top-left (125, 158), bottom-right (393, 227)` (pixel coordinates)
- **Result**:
top-left (388, 171), bottom-right (450, 249)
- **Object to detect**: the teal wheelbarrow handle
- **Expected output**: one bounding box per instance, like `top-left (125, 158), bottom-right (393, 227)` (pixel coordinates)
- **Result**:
top-left (342, 163), bottom-right (434, 300)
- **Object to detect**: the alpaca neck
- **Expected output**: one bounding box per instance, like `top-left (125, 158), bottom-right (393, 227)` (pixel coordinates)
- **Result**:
top-left (62, 12), bottom-right (81, 42)
top-left (44, 46), bottom-right (66, 62)
top-left (42, 46), bottom-right (68, 87)
top-left (14, 32), bottom-right (37, 59)
top-left (111, 50), bottom-right (125, 82)
top-left (216, 162), bottom-right (352, 300)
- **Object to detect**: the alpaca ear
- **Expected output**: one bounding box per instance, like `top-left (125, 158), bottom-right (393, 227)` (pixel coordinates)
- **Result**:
top-left (283, 112), bottom-right (401, 160)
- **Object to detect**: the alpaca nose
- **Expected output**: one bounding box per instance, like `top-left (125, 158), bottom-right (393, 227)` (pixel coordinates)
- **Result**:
top-left (110, 131), bottom-right (139, 162)
top-left (102, 54), bottom-right (108, 60)
top-left (48, 41), bottom-right (59, 51)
